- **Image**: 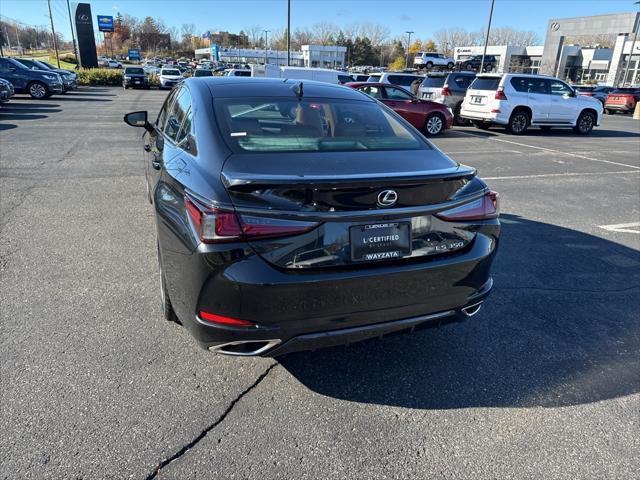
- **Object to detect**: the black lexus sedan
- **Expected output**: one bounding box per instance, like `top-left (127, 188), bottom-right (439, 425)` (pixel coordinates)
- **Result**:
top-left (123, 67), bottom-right (149, 89)
top-left (124, 77), bottom-right (500, 356)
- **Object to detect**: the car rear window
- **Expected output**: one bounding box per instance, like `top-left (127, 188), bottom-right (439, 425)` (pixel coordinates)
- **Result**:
top-left (125, 68), bottom-right (144, 75)
top-left (162, 69), bottom-right (180, 76)
top-left (420, 76), bottom-right (446, 88)
top-left (215, 98), bottom-right (427, 153)
top-left (470, 77), bottom-right (501, 91)
top-left (611, 88), bottom-right (640, 94)
top-left (194, 69), bottom-right (213, 76)
top-left (387, 75), bottom-right (421, 87)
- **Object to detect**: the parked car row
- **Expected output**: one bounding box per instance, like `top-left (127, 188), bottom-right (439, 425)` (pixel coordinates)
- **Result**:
top-left (0, 56), bottom-right (71, 99)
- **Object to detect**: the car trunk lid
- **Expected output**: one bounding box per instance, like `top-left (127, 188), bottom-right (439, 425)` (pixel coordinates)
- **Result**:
top-left (221, 150), bottom-right (482, 269)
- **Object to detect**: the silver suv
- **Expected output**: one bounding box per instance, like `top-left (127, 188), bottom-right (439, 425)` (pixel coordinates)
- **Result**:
top-left (418, 71), bottom-right (476, 125)
top-left (414, 52), bottom-right (455, 70)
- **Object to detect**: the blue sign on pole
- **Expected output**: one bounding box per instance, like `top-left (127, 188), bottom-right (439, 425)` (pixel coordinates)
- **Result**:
top-left (210, 43), bottom-right (220, 62)
top-left (128, 49), bottom-right (141, 61)
top-left (97, 15), bottom-right (114, 32)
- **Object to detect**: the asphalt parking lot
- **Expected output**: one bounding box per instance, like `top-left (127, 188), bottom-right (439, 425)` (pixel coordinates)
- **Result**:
top-left (1, 87), bottom-right (639, 479)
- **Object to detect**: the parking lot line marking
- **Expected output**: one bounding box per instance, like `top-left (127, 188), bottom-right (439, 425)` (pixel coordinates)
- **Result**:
top-left (599, 222), bottom-right (640, 234)
top-left (483, 170), bottom-right (640, 180)
top-left (456, 131), bottom-right (640, 170)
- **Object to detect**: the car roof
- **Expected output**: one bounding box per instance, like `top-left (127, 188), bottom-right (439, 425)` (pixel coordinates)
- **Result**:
top-left (382, 72), bottom-right (423, 77)
top-left (196, 77), bottom-right (372, 101)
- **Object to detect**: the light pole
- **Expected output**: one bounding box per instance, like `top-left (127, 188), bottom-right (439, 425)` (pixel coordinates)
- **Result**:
top-left (264, 29), bottom-right (270, 65)
top-left (66, 0), bottom-right (79, 65)
top-left (480, 0), bottom-right (495, 73)
top-left (47, 0), bottom-right (61, 67)
top-left (621, 1), bottom-right (640, 86)
top-left (287, 0), bottom-right (291, 66)
top-left (405, 31), bottom-right (414, 68)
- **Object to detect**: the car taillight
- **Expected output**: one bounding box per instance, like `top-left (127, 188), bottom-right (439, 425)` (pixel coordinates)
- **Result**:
top-left (494, 87), bottom-right (507, 100)
top-left (185, 193), bottom-right (318, 243)
top-left (442, 86), bottom-right (452, 96)
top-left (198, 311), bottom-right (255, 327)
top-left (435, 191), bottom-right (500, 221)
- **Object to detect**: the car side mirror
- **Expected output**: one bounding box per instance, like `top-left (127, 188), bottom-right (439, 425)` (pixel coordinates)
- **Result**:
top-left (123, 111), bottom-right (154, 133)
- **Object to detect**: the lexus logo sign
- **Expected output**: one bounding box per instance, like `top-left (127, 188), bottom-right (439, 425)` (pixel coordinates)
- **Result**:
top-left (377, 190), bottom-right (398, 208)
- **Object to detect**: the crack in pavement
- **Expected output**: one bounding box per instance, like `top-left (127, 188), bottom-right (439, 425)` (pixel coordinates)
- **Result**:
top-left (145, 361), bottom-right (279, 479)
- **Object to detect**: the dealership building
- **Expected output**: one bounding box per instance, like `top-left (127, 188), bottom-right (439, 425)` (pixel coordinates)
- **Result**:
top-left (454, 12), bottom-right (640, 85)
top-left (194, 44), bottom-right (347, 68)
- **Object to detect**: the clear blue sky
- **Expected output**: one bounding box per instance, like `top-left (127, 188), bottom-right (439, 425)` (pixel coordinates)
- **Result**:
top-left (1, 0), bottom-right (636, 43)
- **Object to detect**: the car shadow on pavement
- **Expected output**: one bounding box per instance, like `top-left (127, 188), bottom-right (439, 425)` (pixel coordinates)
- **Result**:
top-left (0, 123), bottom-right (17, 131)
top-left (455, 126), bottom-right (640, 138)
top-left (63, 91), bottom-right (117, 97)
top-left (279, 214), bottom-right (640, 409)
top-left (0, 112), bottom-right (50, 121)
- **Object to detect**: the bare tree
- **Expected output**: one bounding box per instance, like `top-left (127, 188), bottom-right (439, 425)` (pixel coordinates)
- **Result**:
top-left (359, 22), bottom-right (389, 47)
top-left (245, 24), bottom-right (263, 47)
top-left (434, 28), bottom-right (473, 56)
top-left (292, 27), bottom-right (313, 49)
top-left (312, 21), bottom-right (336, 45)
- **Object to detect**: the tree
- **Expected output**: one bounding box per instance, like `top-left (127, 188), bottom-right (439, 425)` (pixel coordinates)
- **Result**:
top-left (292, 27), bottom-right (313, 49)
top-left (423, 39), bottom-right (437, 52)
top-left (408, 40), bottom-right (422, 54)
top-left (245, 24), bottom-right (263, 47)
top-left (312, 21), bottom-right (336, 45)
top-left (350, 37), bottom-right (377, 66)
top-left (181, 23), bottom-right (196, 49)
top-left (389, 56), bottom-right (406, 71)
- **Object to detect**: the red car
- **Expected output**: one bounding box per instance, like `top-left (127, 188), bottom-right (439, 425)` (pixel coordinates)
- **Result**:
top-left (346, 82), bottom-right (454, 135)
top-left (604, 88), bottom-right (640, 114)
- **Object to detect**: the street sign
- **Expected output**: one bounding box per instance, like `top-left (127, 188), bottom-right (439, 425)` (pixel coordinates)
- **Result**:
top-left (210, 43), bottom-right (220, 62)
top-left (128, 48), bottom-right (141, 61)
top-left (97, 15), bottom-right (114, 32)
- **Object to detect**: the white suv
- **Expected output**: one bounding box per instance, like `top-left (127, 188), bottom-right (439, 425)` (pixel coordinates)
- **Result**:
top-left (414, 52), bottom-right (455, 70)
top-left (460, 74), bottom-right (603, 134)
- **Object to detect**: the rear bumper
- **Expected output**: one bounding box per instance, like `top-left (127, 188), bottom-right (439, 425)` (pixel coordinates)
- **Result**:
top-left (605, 104), bottom-right (634, 112)
top-left (165, 225), bottom-right (499, 355)
top-left (460, 107), bottom-right (507, 124)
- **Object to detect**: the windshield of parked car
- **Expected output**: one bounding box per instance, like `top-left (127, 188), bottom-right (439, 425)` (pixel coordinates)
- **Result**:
top-left (194, 69), bottom-right (213, 76)
top-left (611, 88), bottom-right (640, 94)
top-left (215, 97), bottom-right (427, 153)
top-left (162, 69), bottom-right (181, 76)
top-left (125, 67), bottom-right (145, 75)
top-left (420, 76), bottom-right (446, 87)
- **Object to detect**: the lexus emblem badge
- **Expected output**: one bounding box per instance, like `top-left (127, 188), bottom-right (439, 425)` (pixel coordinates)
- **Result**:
top-left (377, 189), bottom-right (398, 208)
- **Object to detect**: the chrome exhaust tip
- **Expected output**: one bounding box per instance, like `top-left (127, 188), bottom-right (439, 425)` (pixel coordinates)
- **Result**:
top-left (208, 339), bottom-right (281, 356)
top-left (461, 302), bottom-right (483, 317)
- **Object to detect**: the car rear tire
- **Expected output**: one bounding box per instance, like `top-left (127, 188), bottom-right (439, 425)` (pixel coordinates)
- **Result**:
top-left (506, 110), bottom-right (529, 135)
top-left (454, 103), bottom-right (470, 126)
top-left (447, 62), bottom-right (454, 70)
top-left (473, 120), bottom-right (491, 130)
top-left (424, 113), bottom-right (445, 136)
top-left (28, 81), bottom-right (49, 99)
top-left (573, 110), bottom-right (595, 135)
top-left (425, 61), bottom-right (433, 70)
top-left (158, 245), bottom-right (179, 324)
top-left (605, 109), bottom-right (614, 115)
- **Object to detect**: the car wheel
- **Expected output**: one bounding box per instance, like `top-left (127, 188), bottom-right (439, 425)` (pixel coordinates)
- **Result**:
top-left (425, 61), bottom-right (433, 70)
top-left (424, 113), bottom-right (445, 136)
top-left (158, 244), bottom-right (179, 324)
top-left (454, 103), bottom-right (470, 126)
top-left (507, 110), bottom-right (529, 135)
top-left (605, 109), bottom-right (614, 115)
top-left (574, 110), bottom-right (595, 135)
top-left (447, 62), bottom-right (454, 70)
top-left (473, 120), bottom-right (491, 130)
top-left (28, 81), bottom-right (48, 99)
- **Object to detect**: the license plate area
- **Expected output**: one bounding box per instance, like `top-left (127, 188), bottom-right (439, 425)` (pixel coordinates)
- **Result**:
top-left (350, 222), bottom-right (412, 262)
top-left (471, 96), bottom-right (484, 104)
